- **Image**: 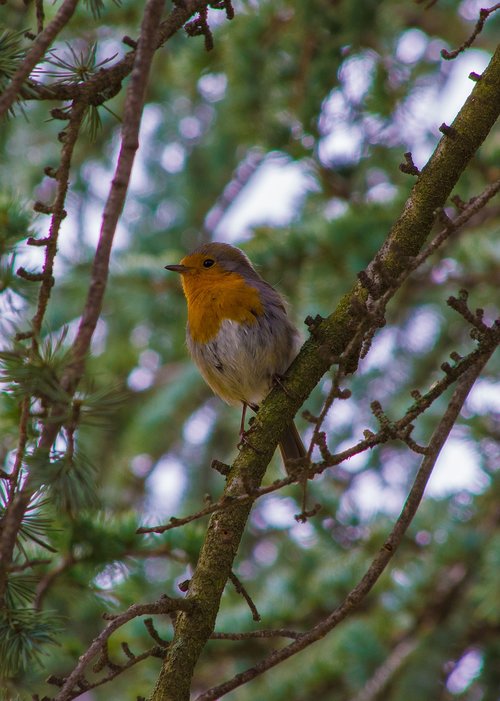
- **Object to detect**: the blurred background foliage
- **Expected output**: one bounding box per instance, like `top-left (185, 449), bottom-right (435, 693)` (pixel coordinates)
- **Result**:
top-left (0, 0), bottom-right (499, 699)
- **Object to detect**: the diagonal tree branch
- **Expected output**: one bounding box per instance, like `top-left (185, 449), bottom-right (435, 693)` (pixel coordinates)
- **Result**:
top-left (150, 44), bottom-right (500, 701)
top-left (194, 346), bottom-right (497, 701)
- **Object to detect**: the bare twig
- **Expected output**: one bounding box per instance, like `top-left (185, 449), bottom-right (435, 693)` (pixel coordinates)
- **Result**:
top-left (31, 100), bottom-right (87, 340)
top-left (7, 557), bottom-right (51, 573)
top-left (210, 629), bottom-right (301, 641)
top-left (204, 149), bottom-right (265, 235)
top-left (34, 553), bottom-right (76, 611)
top-left (60, 644), bottom-right (166, 699)
top-left (54, 595), bottom-right (192, 701)
top-left (0, 0), bottom-right (80, 118)
top-left (441, 3), bottom-right (500, 60)
top-left (408, 178), bottom-right (500, 273)
top-left (60, 0), bottom-right (163, 394)
top-left (136, 495), bottom-right (249, 534)
top-left (0, 395), bottom-right (31, 602)
top-left (302, 177), bottom-right (500, 471)
top-left (229, 571), bottom-right (261, 622)
top-left (48, 627), bottom-right (300, 700)
top-left (194, 349), bottom-right (496, 701)
top-left (399, 151), bottom-right (420, 176)
top-left (349, 638), bottom-right (418, 701)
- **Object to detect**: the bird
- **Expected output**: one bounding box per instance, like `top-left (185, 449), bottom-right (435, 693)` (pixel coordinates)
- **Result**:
top-left (165, 242), bottom-right (305, 465)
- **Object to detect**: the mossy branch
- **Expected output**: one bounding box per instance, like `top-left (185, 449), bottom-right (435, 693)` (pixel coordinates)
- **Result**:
top-left (150, 45), bottom-right (500, 701)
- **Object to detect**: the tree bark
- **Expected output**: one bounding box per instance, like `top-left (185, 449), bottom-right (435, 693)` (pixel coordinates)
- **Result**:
top-left (150, 44), bottom-right (500, 701)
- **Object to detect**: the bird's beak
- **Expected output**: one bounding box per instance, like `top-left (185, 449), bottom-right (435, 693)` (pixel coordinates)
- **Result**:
top-left (165, 264), bottom-right (190, 273)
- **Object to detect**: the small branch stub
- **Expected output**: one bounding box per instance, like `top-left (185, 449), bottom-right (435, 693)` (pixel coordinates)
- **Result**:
top-left (16, 267), bottom-right (45, 282)
top-left (211, 459), bottom-right (230, 476)
top-left (123, 35), bottom-right (138, 49)
top-left (439, 122), bottom-right (457, 138)
top-left (399, 152), bottom-right (420, 176)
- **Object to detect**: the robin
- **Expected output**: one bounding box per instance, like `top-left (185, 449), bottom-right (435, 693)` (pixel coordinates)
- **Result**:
top-left (165, 242), bottom-right (305, 464)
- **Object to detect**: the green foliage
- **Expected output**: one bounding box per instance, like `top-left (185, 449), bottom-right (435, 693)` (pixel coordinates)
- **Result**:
top-left (84, 0), bottom-right (122, 20)
top-left (0, 608), bottom-right (61, 677)
top-left (0, 27), bottom-right (29, 117)
top-left (0, 486), bottom-right (56, 554)
top-left (4, 575), bottom-right (36, 608)
top-left (28, 449), bottom-right (99, 513)
top-left (0, 333), bottom-right (71, 404)
top-left (0, 193), bottom-right (31, 255)
top-left (41, 41), bottom-right (120, 139)
top-left (0, 0), bottom-right (499, 698)
top-left (0, 194), bottom-right (34, 311)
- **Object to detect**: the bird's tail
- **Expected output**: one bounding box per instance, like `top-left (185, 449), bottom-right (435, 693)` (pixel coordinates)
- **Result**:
top-left (279, 420), bottom-right (306, 470)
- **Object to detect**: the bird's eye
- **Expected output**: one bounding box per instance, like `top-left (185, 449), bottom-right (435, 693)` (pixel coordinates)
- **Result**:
top-left (203, 258), bottom-right (215, 268)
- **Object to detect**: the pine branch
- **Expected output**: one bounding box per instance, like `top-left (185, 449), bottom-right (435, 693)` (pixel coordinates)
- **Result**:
top-left (19, 1), bottom-right (227, 107)
top-left (0, 0), bottom-right (80, 119)
top-left (0, 0), bottom-right (168, 606)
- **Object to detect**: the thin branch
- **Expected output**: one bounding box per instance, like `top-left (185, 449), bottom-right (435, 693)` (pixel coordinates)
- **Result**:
top-left (441, 3), bottom-right (500, 60)
top-left (54, 595), bottom-right (192, 701)
top-left (229, 571), bottom-right (260, 622)
top-left (138, 319), bottom-right (498, 536)
top-left (34, 553), bottom-right (75, 611)
top-left (59, 0), bottom-right (164, 396)
top-left (349, 638), bottom-right (418, 701)
top-left (0, 101), bottom-right (86, 603)
top-left (36, 0), bottom-right (45, 34)
top-left (137, 494), bottom-right (250, 535)
top-left (194, 348), bottom-right (496, 701)
top-left (23, 0), bottom-right (221, 105)
top-left (31, 100), bottom-right (87, 340)
top-left (406, 177), bottom-right (500, 275)
top-left (0, 0), bottom-right (80, 118)
top-left (210, 629), bottom-right (301, 641)
top-left (0, 396), bottom-right (31, 602)
top-left (55, 644), bottom-right (165, 700)
top-left (203, 149), bottom-right (265, 235)
top-left (7, 557), bottom-right (51, 573)
top-left (7, 397), bottom-right (30, 495)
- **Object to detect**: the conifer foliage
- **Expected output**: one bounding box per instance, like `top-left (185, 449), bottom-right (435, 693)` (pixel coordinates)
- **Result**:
top-left (0, 1), bottom-right (499, 700)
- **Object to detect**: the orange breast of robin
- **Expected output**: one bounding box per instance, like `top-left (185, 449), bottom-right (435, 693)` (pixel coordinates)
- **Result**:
top-left (182, 271), bottom-right (265, 344)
